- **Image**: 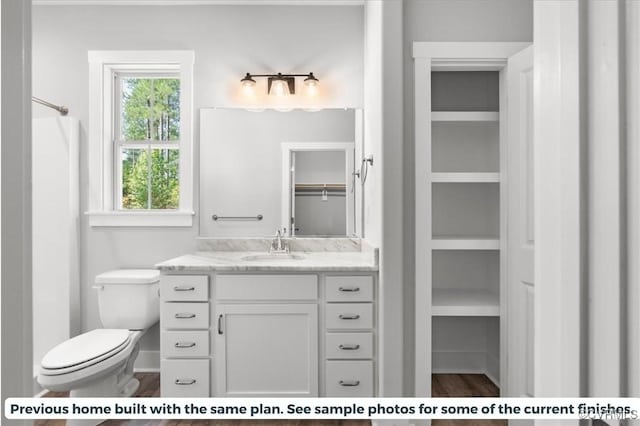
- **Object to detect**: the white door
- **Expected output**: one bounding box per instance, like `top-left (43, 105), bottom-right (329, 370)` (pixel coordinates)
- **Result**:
top-left (215, 303), bottom-right (318, 397)
top-left (507, 45), bottom-right (535, 405)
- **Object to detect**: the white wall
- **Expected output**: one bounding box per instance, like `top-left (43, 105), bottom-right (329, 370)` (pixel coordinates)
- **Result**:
top-left (1, 0), bottom-right (33, 411)
top-left (32, 4), bottom-right (364, 359)
top-left (295, 151), bottom-right (345, 184)
top-left (32, 117), bottom-right (80, 375)
top-left (402, 0), bottom-right (533, 395)
top-left (363, 2), bottom-right (383, 247)
top-left (363, 0), bottom-right (404, 397)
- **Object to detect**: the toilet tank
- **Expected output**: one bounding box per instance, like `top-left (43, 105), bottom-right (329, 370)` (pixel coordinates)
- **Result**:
top-left (95, 269), bottom-right (160, 330)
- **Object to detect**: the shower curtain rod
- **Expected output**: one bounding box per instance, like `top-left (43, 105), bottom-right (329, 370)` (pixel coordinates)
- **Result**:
top-left (32, 96), bottom-right (68, 115)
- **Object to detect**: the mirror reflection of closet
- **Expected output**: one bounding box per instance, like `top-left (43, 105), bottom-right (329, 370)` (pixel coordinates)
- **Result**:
top-left (282, 143), bottom-right (355, 237)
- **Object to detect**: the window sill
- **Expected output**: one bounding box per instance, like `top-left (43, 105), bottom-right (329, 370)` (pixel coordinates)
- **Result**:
top-left (86, 210), bottom-right (194, 227)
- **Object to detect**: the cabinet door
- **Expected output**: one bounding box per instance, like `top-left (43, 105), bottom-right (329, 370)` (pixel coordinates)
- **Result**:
top-left (215, 304), bottom-right (318, 397)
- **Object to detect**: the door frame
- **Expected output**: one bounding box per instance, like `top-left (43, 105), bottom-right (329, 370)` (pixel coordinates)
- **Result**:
top-left (280, 142), bottom-right (356, 237)
top-left (413, 42), bottom-right (530, 398)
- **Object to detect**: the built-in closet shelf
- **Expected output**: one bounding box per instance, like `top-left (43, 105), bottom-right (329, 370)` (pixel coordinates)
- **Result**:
top-left (431, 173), bottom-right (500, 183)
top-left (432, 288), bottom-right (499, 317)
top-left (431, 237), bottom-right (500, 250)
top-left (431, 111), bottom-right (499, 122)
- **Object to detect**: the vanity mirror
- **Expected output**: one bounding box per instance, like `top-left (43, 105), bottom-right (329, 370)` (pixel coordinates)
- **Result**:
top-left (199, 108), bottom-right (363, 238)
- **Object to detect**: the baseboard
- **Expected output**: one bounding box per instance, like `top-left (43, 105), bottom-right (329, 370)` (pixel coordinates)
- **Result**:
top-left (432, 351), bottom-right (487, 374)
top-left (485, 352), bottom-right (500, 387)
top-left (372, 421), bottom-right (411, 426)
top-left (33, 364), bottom-right (47, 396)
top-left (134, 350), bottom-right (160, 372)
top-left (433, 350), bottom-right (501, 390)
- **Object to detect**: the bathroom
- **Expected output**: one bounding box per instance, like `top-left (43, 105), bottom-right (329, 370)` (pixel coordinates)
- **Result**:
top-left (3, 0), bottom-right (640, 424)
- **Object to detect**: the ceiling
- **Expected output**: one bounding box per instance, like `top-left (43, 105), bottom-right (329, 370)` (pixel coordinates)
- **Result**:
top-left (32, 0), bottom-right (364, 5)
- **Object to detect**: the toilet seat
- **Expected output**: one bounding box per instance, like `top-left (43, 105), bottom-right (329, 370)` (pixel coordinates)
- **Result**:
top-left (41, 329), bottom-right (131, 375)
top-left (38, 329), bottom-right (141, 392)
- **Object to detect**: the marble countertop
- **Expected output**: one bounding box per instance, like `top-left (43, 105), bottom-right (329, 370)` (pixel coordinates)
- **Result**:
top-left (155, 250), bottom-right (378, 272)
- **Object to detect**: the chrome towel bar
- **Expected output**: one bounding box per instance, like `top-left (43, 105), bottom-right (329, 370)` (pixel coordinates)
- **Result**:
top-left (212, 214), bottom-right (263, 221)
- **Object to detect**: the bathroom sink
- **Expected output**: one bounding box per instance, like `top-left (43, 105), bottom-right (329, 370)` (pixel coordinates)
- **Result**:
top-left (241, 253), bottom-right (306, 261)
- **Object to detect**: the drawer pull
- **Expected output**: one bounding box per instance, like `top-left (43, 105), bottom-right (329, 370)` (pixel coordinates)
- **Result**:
top-left (338, 286), bottom-right (361, 292)
top-left (339, 380), bottom-right (360, 387)
top-left (174, 313), bottom-right (196, 319)
top-left (218, 314), bottom-right (224, 335)
top-left (339, 314), bottom-right (360, 320)
top-left (174, 379), bottom-right (196, 386)
top-left (339, 344), bottom-right (361, 350)
top-left (173, 285), bottom-right (195, 292)
top-left (174, 342), bottom-right (196, 348)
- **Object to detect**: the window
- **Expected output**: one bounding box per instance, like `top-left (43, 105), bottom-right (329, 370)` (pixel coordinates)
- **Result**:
top-left (88, 51), bottom-right (194, 227)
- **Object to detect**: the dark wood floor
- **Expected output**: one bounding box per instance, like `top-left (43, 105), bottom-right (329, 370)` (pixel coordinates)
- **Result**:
top-left (431, 374), bottom-right (499, 397)
top-left (37, 373), bottom-right (505, 426)
top-left (432, 374), bottom-right (505, 426)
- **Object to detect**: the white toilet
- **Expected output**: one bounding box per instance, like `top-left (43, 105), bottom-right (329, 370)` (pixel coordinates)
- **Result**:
top-left (38, 269), bottom-right (160, 398)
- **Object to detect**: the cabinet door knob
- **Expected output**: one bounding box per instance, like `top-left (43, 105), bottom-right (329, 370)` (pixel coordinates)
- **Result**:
top-left (174, 342), bottom-right (196, 348)
top-left (338, 286), bottom-right (360, 292)
top-left (174, 313), bottom-right (196, 319)
top-left (339, 344), bottom-right (360, 350)
top-left (339, 314), bottom-right (360, 320)
top-left (173, 286), bottom-right (195, 292)
top-left (175, 379), bottom-right (196, 385)
top-left (339, 380), bottom-right (360, 387)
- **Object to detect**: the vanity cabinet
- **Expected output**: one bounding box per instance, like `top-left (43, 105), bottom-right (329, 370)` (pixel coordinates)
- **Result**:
top-left (323, 275), bottom-right (375, 397)
top-left (159, 274), bottom-right (210, 397)
top-left (214, 274), bottom-right (318, 397)
top-left (158, 270), bottom-right (377, 397)
top-left (216, 303), bottom-right (318, 397)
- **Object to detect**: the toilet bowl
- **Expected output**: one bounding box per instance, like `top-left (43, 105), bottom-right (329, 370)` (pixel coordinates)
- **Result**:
top-left (37, 269), bottom-right (160, 400)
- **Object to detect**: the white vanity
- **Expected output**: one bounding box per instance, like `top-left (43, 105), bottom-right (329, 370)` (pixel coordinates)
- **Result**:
top-left (156, 238), bottom-right (378, 398)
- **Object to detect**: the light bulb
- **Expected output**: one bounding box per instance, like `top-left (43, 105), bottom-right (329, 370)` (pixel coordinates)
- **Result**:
top-left (305, 84), bottom-right (318, 96)
top-left (240, 73), bottom-right (256, 96)
top-left (243, 84), bottom-right (255, 96)
top-left (272, 79), bottom-right (289, 97)
top-left (303, 73), bottom-right (319, 96)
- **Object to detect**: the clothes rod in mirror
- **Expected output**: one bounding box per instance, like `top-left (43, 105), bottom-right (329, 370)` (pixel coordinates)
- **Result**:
top-left (294, 184), bottom-right (346, 192)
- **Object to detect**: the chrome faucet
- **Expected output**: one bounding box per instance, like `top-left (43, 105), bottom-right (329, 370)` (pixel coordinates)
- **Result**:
top-left (270, 229), bottom-right (289, 254)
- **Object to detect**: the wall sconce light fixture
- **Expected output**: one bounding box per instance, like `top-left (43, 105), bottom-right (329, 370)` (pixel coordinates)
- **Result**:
top-left (241, 72), bottom-right (319, 96)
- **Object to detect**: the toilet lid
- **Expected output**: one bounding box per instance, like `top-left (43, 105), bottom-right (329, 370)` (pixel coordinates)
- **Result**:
top-left (41, 329), bottom-right (131, 370)
top-left (95, 269), bottom-right (160, 285)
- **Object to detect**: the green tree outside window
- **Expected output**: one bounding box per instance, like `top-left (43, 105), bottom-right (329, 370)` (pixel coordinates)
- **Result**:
top-left (119, 77), bottom-right (180, 210)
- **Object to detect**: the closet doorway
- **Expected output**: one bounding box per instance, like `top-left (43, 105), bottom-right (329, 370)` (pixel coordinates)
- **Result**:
top-left (413, 42), bottom-right (533, 401)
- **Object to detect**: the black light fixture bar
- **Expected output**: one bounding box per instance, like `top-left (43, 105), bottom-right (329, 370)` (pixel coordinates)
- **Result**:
top-left (241, 72), bottom-right (319, 95)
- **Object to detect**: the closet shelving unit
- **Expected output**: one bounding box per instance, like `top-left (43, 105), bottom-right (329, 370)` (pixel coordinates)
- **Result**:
top-left (414, 42), bottom-right (530, 399)
top-left (430, 108), bottom-right (500, 318)
top-left (430, 80), bottom-right (501, 384)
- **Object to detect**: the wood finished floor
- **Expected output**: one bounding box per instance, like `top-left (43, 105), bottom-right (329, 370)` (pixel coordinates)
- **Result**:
top-left (37, 373), bottom-right (505, 426)
top-left (432, 374), bottom-right (505, 426)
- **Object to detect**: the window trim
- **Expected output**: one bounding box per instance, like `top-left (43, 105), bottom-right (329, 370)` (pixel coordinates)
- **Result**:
top-left (87, 50), bottom-right (194, 227)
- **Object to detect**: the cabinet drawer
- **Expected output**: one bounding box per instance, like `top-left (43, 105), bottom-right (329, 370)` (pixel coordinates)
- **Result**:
top-left (326, 276), bottom-right (373, 302)
top-left (325, 332), bottom-right (373, 359)
top-left (216, 275), bottom-right (317, 301)
top-left (161, 302), bottom-right (209, 329)
top-left (161, 359), bottom-right (210, 397)
top-left (161, 275), bottom-right (208, 302)
top-left (325, 360), bottom-right (373, 397)
top-left (325, 303), bottom-right (373, 330)
top-left (161, 330), bottom-right (209, 358)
